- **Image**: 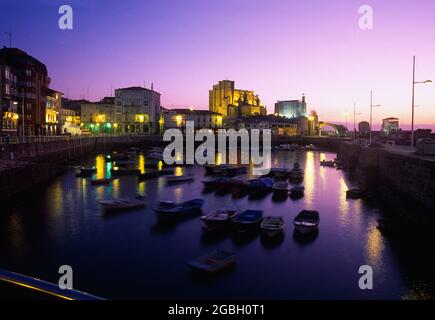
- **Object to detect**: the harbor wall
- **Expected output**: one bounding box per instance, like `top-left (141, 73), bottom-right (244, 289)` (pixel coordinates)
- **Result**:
top-left (337, 142), bottom-right (435, 220)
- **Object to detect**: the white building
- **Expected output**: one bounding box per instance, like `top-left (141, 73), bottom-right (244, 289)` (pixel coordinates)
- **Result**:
top-left (115, 86), bottom-right (161, 134)
top-left (163, 108), bottom-right (223, 130)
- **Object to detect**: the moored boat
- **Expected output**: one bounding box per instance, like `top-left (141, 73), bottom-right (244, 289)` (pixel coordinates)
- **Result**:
top-left (272, 181), bottom-right (289, 194)
top-left (346, 188), bottom-right (363, 199)
top-left (289, 162), bottom-right (304, 182)
top-left (153, 198), bottom-right (204, 217)
top-left (293, 210), bottom-right (320, 234)
top-left (231, 209), bottom-right (263, 230)
top-left (166, 173), bottom-right (194, 184)
top-left (261, 216), bottom-right (285, 237)
top-left (188, 250), bottom-right (236, 274)
top-left (106, 152), bottom-right (130, 162)
top-left (248, 177), bottom-right (273, 197)
top-left (111, 167), bottom-right (141, 176)
top-left (201, 208), bottom-right (239, 230)
top-left (99, 196), bottom-right (146, 211)
top-left (289, 186), bottom-right (305, 199)
top-left (137, 170), bottom-right (159, 180)
top-left (75, 167), bottom-right (97, 177)
top-left (320, 160), bottom-right (335, 167)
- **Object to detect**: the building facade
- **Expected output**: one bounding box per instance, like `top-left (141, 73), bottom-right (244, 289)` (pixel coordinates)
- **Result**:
top-left (225, 115), bottom-right (298, 136)
top-left (381, 117), bottom-right (399, 135)
top-left (45, 89), bottom-right (62, 135)
top-left (209, 80), bottom-right (266, 118)
top-left (274, 95), bottom-right (307, 119)
top-left (163, 108), bottom-right (223, 130)
top-left (61, 108), bottom-right (81, 135)
top-left (358, 121), bottom-right (371, 136)
top-left (0, 48), bottom-right (50, 136)
top-left (81, 97), bottom-right (120, 135)
top-left (115, 86), bottom-right (161, 134)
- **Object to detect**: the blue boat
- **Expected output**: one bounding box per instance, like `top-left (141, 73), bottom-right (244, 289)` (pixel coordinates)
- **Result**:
top-left (153, 199), bottom-right (204, 217)
top-left (231, 209), bottom-right (263, 229)
top-left (248, 177), bottom-right (273, 197)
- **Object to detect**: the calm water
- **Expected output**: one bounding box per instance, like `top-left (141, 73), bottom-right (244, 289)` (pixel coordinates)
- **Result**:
top-left (0, 150), bottom-right (434, 300)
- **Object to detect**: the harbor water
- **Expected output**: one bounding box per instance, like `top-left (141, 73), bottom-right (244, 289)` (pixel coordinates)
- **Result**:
top-left (0, 150), bottom-right (434, 299)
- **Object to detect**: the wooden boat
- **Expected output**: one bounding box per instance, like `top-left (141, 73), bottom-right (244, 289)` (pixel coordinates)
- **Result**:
top-left (320, 160), bottom-right (335, 167)
top-left (201, 208), bottom-right (239, 230)
top-left (346, 188), bottom-right (363, 199)
top-left (99, 196), bottom-right (146, 211)
top-left (75, 167), bottom-right (97, 177)
top-left (166, 173), bottom-right (194, 184)
top-left (188, 250), bottom-right (236, 274)
top-left (272, 181), bottom-right (289, 194)
top-left (90, 178), bottom-right (111, 185)
top-left (261, 216), bottom-right (285, 237)
top-left (111, 167), bottom-right (141, 176)
top-left (231, 209), bottom-right (263, 230)
top-left (137, 170), bottom-right (159, 180)
top-left (153, 199), bottom-right (204, 217)
top-left (293, 210), bottom-right (320, 234)
top-left (289, 186), bottom-right (305, 198)
top-left (289, 162), bottom-right (304, 182)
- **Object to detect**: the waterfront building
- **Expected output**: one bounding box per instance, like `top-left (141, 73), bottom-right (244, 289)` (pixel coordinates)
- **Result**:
top-left (381, 117), bottom-right (400, 135)
top-left (45, 89), bottom-right (62, 135)
top-left (225, 115), bottom-right (298, 136)
top-left (307, 110), bottom-right (319, 136)
top-left (0, 47), bottom-right (50, 136)
top-left (115, 86), bottom-right (161, 134)
top-left (61, 108), bottom-right (81, 135)
top-left (274, 95), bottom-right (307, 119)
top-left (358, 121), bottom-right (371, 136)
top-left (209, 80), bottom-right (267, 118)
top-left (81, 97), bottom-right (120, 135)
top-left (163, 108), bottom-right (223, 131)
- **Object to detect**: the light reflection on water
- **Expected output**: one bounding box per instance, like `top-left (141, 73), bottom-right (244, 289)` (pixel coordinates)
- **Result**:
top-left (0, 150), bottom-right (433, 300)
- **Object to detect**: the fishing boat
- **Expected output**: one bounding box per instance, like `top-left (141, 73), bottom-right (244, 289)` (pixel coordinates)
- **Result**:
top-left (99, 196), bottom-right (146, 211)
top-left (248, 177), bottom-right (273, 197)
top-left (202, 177), bottom-right (228, 189)
top-left (231, 209), bottom-right (263, 230)
top-left (289, 186), bottom-right (305, 198)
top-left (166, 173), bottom-right (194, 184)
top-left (153, 198), bottom-right (204, 217)
top-left (111, 167), bottom-right (141, 176)
top-left (200, 208), bottom-right (239, 230)
top-left (289, 162), bottom-right (304, 182)
top-left (261, 216), bottom-right (285, 237)
top-left (188, 250), bottom-right (236, 274)
top-left (137, 170), bottom-right (159, 180)
top-left (90, 178), bottom-right (111, 185)
top-left (293, 210), bottom-right (320, 234)
top-left (75, 167), bottom-right (97, 177)
top-left (320, 160), bottom-right (335, 167)
top-left (272, 181), bottom-right (289, 195)
top-left (346, 188), bottom-right (363, 199)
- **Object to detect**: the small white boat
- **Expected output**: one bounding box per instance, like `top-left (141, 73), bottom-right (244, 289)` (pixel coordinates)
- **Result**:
top-left (188, 250), bottom-right (236, 274)
top-left (99, 196), bottom-right (146, 211)
top-left (261, 216), bottom-right (285, 237)
top-left (293, 210), bottom-right (320, 234)
top-left (166, 173), bottom-right (194, 184)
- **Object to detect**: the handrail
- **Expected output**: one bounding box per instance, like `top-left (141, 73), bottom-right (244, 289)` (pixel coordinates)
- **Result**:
top-left (0, 269), bottom-right (104, 300)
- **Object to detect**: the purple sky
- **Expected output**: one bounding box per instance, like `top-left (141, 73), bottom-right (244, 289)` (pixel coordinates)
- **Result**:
top-left (1, 0), bottom-right (435, 129)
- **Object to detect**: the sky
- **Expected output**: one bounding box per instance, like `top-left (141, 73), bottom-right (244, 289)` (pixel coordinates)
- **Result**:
top-left (1, 0), bottom-right (435, 130)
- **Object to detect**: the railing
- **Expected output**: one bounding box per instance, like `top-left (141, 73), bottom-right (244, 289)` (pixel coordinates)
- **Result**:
top-left (0, 268), bottom-right (104, 300)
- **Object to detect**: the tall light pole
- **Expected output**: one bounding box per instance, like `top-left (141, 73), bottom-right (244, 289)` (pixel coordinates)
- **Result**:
top-left (353, 103), bottom-right (362, 140)
top-left (369, 90), bottom-right (381, 145)
top-left (411, 56), bottom-right (432, 148)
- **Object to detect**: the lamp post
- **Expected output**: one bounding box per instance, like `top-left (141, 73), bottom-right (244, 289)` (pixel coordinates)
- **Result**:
top-left (411, 56), bottom-right (432, 148)
top-left (369, 90), bottom-right (381, 145)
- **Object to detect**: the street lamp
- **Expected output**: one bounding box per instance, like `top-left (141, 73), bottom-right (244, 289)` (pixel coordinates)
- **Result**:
top-left (411, 56), bottom-right (432, 148)
top-left (369, 90), bottom-right (381, 145)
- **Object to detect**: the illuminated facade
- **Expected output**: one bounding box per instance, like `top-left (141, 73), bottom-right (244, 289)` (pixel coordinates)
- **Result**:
top-left (81, 97), bottom-right (120, 135)
top-left (225, 115), bottom-right (298, 136)
top-left (274, 95), bottom-right (307, 119)
top-left (45, 89), bottom-right (62, 135)
top-left (381, 117), bottom-right (399, 135)
top-left (209, 80), bottom-right (266, 117)
top-left (115, 86), bottom-right (161, 134)
top-left (163, 108), bottom-right (223, 130)
top-left (61, 108), bottom-right (81, 135)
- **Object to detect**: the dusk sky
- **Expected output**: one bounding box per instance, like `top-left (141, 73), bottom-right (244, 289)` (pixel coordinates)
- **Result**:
top-left (1, 0), bottom-right (435, 129)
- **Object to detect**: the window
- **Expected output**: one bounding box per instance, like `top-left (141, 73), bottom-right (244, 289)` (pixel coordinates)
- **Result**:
top-left (26, 114), bottom-right (31, 120)
top-left (26, 69), bottom-right (32, 77)
top-left (26, 103), bottom-right (32, 110)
